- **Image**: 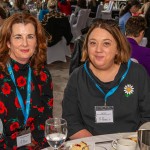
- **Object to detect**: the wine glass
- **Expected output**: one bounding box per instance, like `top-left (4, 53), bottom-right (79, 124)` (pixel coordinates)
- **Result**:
top-left (45, 118), bottom-right (67, 150)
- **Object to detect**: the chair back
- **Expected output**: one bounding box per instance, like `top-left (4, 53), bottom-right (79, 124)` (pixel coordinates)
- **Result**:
top-left (82, 9), bottom-right (91, 28)
top-left (71, 9), bottom-right (91, 41)
top-left (107, 0), bottom-right (114, 12)
top-left (47, 37), bottom-right (71, 64)
top-left (101, 0), bottom-right (114, 19)
top-left (69, 13), bottom-right (76, 26)
top-left (75, 9), bottom-right (91, 29)
top-left (96, 4), bottom-right (103, 18)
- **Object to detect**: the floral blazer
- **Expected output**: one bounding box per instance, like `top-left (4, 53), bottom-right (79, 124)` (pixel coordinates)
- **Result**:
top-left (0, 59), bottom-right (53, 149)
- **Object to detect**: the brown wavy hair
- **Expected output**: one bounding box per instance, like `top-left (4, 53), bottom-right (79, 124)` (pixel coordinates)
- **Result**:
top-left (81, 19), bottom-right (131, 64)
top-left (0, 13), bottom-right (47, 75)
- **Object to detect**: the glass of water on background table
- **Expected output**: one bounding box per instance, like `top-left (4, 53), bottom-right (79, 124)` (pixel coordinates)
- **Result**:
top-left (45, 118), bottom-right (67, 150)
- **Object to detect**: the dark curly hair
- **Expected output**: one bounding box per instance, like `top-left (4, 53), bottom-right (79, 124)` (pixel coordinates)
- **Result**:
top-left (125, 16), bottom-right (147, 37)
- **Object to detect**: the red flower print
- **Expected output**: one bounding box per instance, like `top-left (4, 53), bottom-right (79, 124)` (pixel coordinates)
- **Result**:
top-left (10, 122), bottom-right (19, 131)
top-left (30, 98), bottom-right (33, 104)
top-left (38, 84), bottom-right (42, 95)
top-left (50, 82), bottom-right (53, 90)
top-left (0, 101), bottom-right (7, 114)
top-left (48, 98), bottom-right (53, 107)
top-left (17, 76), bottom-right (26, 87)
top-left (30, 123), bottom-right (35, 131)
top-left (13, 64), bottom-right (19, 72)
top-left (2, 82), bottom-right (11, 95)
top-left (40, 72), bottom-right (47, 82)
top-left (26, 117), bottom-right (34, 126)
top-left (4, 144), bottom-right (6, 149)
top-left (14, 97), bottom-right (20, 108)
top-left (31, 82), bottom-right (34, 91)
top-left (0, 74), bottom-right (4, 79)
top-left (11, 132), bottom-right (17, 139)
top-left (33, 70), bottom-right (38, 76)
top-left (38, 107), bottom-right (44, 113)
top-left (0, 139), bottom-right (4, 142)
top-left (44, 137), bottom-right (47, 143)
top-left (26, 147), bottom-right (33, 150)
top-left (40, 124), bottom-right (45, 130)
top-left (13, 146), bottom-right (17, 150)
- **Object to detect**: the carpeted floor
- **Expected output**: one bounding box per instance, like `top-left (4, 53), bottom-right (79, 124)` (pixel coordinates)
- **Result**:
top-left (47, 58), bottom-right (70, 118)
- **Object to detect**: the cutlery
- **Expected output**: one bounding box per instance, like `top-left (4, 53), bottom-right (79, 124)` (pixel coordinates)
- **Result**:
top-left (95, 140), bottom-right (113, 145)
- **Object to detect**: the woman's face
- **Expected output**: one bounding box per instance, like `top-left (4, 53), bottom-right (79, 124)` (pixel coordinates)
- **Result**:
top-left (88, 27), bottom-right (118, 70)
top-left (7, 23), bottom-right (37, 64)
top-left (130, 5), bottom-right (140, 13)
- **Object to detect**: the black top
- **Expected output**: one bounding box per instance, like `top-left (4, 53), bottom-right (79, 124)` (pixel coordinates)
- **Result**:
top-left (0, 59), bottom-right (53, 149)
top-left (62, 61), bottom-right (150, 137)
top-left (41, 10), bottom-right (73, 47)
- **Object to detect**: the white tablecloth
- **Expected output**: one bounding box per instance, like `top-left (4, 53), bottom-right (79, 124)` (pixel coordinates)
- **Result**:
top-left (42, 132), bottom-right (138, 150)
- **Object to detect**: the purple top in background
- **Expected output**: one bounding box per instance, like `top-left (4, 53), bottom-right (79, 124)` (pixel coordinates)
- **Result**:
top-left (127, 37), bottom-right (150, 76)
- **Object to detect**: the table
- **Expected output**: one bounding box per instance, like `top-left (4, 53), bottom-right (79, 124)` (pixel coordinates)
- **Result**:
top-left (42, 132), bottom-right (138, 150)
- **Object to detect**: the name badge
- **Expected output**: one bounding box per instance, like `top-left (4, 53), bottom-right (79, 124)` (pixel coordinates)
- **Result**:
top-left (95, 106), bottom-right (114, 123)
top-left (17, 128), bottom-right (31, 147)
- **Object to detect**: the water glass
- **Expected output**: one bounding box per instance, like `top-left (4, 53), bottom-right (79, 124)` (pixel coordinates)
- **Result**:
top-left (45, 118), bottom-right (67, 150)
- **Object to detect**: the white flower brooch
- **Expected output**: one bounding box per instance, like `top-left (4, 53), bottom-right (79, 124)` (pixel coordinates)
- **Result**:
top-left (124, 84), bottom-right (134, 97)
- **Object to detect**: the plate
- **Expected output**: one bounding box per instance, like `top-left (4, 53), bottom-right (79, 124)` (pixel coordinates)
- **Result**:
top-left (65, 141), bottom-right (95, 150)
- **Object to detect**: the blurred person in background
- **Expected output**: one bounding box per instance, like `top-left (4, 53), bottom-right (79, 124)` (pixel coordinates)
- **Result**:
top-left (125, 16), bottom-right (150, 76)
top-left (0, 0), bottom-right (5, 8)
top-left (74, 0), bottom-right (87, 16)
top-left (0, 13), bottom-right (53, 149)
top-left (0, 6), bottom-right (7, 29)
top-left (38, 2), bottom-right (49, 21)
top-left (88, 0), bottom-right (99, 17)
top-left (41, 0), bottom-right (73, 47)
top-left (10, 0), bottom-right (29, 15)
top-left (119, 0), bottom-right (141, 34)
top-left (144, 5), bottom-right (150, 48)
top-left (138, 0), bottom-right (150, 17)
top-left (58, 0), bottom-right (71, 16)
top-left (3, 0), bottom-right (12, 17)
top-left (62, 19), bottom-right (150, 140)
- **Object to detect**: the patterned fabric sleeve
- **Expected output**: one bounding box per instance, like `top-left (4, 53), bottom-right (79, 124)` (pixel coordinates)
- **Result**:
top-left (31, 66), bottom-right (53, 148)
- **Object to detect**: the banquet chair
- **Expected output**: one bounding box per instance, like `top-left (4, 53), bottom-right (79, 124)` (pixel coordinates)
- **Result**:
top-left (87, 4), bottom-right (104, 26)
top-left (47, 37), bottom-right (71, 64)
top-left (70, 9), bottom-right (91, 42)
top-left (96, 4), bottom-right (104, 18)
top-left (101, 0), bottom-right (114, 19)
top-left (69, 13), bottom-right (76, 27)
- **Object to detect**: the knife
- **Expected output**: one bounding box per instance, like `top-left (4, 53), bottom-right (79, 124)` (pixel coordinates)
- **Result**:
top-left (95, 140), bottom-right (113, 144)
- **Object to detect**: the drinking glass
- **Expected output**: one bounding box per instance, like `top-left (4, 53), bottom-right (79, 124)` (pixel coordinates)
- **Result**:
top-left (138, 122), bottom-right (150, 150)
top-left (45, 118), bottom-right (67, 150)
top-left (0, 119), bottom-right (3, 138)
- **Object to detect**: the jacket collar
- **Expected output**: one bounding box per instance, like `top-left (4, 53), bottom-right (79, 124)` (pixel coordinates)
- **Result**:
top-left (127, 37), bottom-right (138, 45)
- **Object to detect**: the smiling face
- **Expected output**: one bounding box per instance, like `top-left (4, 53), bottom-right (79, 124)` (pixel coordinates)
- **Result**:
top-left (7, 23), bottom-right (37, 64)
top-left (88, 27), bottom-right (118, 71)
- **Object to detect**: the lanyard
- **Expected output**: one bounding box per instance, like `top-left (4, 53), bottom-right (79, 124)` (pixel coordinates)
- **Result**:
top-left (7, 63), bottom-right (31, 125)
top-left (84, 60), bottom-right (131, 105)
